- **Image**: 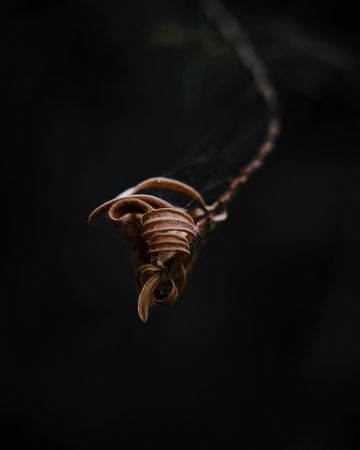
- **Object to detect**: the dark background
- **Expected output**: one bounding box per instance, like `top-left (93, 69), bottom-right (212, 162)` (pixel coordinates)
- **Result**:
top-left (3, 1), bottom-right (360, 449)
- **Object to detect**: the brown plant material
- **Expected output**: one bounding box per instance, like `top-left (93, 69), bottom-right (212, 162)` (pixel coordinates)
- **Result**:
top-left (88, 177), bottom-right (226, 322)
top-left (89, 1), bottom-right (281, 322)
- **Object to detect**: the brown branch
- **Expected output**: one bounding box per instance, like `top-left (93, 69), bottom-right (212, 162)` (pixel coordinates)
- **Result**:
top-left (89, 1), bottom-right (280, 321)
top-left (201, 0), bottom-right (281, 210)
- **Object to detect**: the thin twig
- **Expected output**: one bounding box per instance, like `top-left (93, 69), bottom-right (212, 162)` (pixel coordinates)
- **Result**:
top-left (201, 0), bottom-right (281, 209)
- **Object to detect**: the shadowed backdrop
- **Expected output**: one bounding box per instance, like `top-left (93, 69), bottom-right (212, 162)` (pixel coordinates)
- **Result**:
top-left (3, 1), bottom-right (360, 449)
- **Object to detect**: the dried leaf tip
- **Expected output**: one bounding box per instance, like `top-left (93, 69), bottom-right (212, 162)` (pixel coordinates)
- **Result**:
top-left (89, 177), bottom-right (226, 322)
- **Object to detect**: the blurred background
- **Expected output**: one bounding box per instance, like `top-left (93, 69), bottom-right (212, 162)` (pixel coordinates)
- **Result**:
top-left (3, 1), bottom-right (360, 449)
